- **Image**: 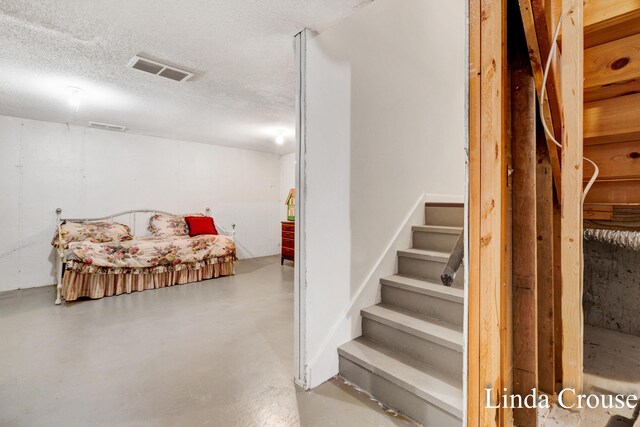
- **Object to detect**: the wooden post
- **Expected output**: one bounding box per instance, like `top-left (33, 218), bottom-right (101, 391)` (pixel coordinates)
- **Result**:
top-left (468, 0), bottom-right (509, 425)
top-left (536, 128), bottom-right (556, 394)
top-left (511, 58), bottom-right (538, 427)
top-left (560, 0), bottom-right (584, 407)
top-left (468, 0), bottom-right (481, 424)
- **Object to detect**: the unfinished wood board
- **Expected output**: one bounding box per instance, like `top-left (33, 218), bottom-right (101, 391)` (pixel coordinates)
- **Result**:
top-left (584, 206), bottom-right (640, 230)
top-left (584, 179), bottom-right (640, 204)
top-left (513, 368), bottom-right (537, 426)
top-left (584, 78), bottom-right (640, 103)
top-left (552, 198), bottom-right (563, 393)
top-left (583, 204), bottom-right (614, 220)
top-left (518, 0), bottom-right (563, 197)
top-left (584, 93), bottom-right (640, 144)
top-left (583, 140), bottom-right (640, 181)
top-left (584, 33), bottom-right (640, 90)
top-left (536, 137), bottom-right (555, 395)
top-left (583, 0), bottom-right (640, 48)
top-left (560, 0), bottom-right (584, 407)
top-left (477, 0), bottom-right (508, 425)
top-left (468, 0), bottom-right (481, 424)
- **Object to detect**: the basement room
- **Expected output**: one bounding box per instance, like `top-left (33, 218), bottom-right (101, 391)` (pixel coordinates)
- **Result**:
top-left (0, 0), bottom-right (467, 426)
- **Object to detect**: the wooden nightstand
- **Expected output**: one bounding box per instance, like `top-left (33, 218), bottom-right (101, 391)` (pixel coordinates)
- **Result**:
top-left (281, 221), bottom-right (295, 265)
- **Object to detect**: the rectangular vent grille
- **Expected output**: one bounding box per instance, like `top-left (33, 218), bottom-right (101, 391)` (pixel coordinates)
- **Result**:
top-left (89, 122), bottom-right (128, 132)
top-left (127, 55), bottom-right (193, 82)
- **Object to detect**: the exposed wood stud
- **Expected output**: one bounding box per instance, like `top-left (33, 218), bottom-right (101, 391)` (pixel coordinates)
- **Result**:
top-left (518, 0), bottom-right (563, 198)
top-left (560, 0), bottom-right (584, 407)
top-left (536, 131), bottom-right (556, 394)
top-left (511, 58), bottom-right (538, 427)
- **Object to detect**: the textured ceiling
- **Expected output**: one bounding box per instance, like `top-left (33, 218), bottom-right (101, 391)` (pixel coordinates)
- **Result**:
top-left (0, 0), bottom-right (370, 154)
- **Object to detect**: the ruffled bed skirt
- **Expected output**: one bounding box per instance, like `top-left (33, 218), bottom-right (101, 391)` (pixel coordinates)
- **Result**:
top-left (62, 260), bottom-right (234, 301)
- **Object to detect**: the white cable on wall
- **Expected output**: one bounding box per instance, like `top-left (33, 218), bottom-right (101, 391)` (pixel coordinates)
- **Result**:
top-left (539, 15), bottom-right (599, 205)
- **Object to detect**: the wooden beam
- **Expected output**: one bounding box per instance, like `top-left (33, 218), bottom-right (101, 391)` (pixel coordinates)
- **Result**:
top-left (468, 0), bottom-right (510, 425)
top-left (585, 33), bottom-right (640, 90)
top-left (583, 0), bottom-right (640, 48)
top-left (560, 0), bottom-right (584, 407)
top-left (478, 0), bottom-right (506, 414)
top-left (511, 58), bottom-right (538, 427)
top-left (583, 141), bottom-right (640, 181)
top-left (552, 197), bottom-right (563, 393)
top-left (536, 131), bottom-right (555, 395)
top-left (468, 0), bottom-right (481, 423)
top-left (584, 93), bottom-right (640, 144)
top-left (584, 78), bottom-right (640, 103)
top-left (584, 179), bottom-right (640, 204)
top-left (583, 204), bottom-right (614, 220)
top-left (518, 0), bottom-right (563, 197)
top-left (584, 206), bottom-right (640, 230)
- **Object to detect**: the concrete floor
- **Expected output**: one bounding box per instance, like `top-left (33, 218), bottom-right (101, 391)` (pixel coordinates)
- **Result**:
top-left (0, 256), bottom-right (414, 427)
top-left (538, 326), bottom-right (640, 427)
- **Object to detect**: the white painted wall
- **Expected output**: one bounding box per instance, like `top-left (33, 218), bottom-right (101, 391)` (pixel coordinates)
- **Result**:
top-left (0, 115), bottom-right (283, 292)
top-left (302, 0), bottom-right (466, 388)
top-left (279, 152), bottom-right (296, 221)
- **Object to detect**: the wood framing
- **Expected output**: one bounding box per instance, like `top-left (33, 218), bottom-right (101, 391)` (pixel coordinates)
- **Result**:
top-left (511, 56), bottom-right (538, 427)
top-left (468, 0), bottom-right (510, 425)
top-left (517, 0), bottom-right (563, 198)
top-left (560, 0), bottom-right (584, 407)
top-left (467, 0), bottom-right (481, 423)
top-left (536, 132), bottom-right (556, 395)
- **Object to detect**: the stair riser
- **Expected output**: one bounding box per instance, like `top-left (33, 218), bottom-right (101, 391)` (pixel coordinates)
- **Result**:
top-left (398, 256), bottom-right (445, 283)
top-left (362, 318), bottom-right (463, 383)
top-left (339, 357), bottom-right (462, 427)
top-left (425, 206), bottom-right (464, 228)
top-left (381, 286), bottom-right (464, 327)
top-left (413, 230), bottom-right (460, 252)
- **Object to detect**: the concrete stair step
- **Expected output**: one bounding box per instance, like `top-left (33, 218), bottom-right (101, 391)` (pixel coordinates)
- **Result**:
top-left (380, 275), bottom-right (464, 326)
top-left (362, 304), bottom-right (463, 350)
top-left (338, 337), bottom-right (463, 423)
top-left (380, 275), bottom-right (463, 303)
top-left (362, 304), bottom-right (463, 384)
top-left (412, 225), bottom-right (462, 253)
top-left (412, 225), bottom-right (462, 235)
top-left (397, 248), bottom-right (449, 262)
top-left (424, 204), bottom-right (464, 228)
top-left (397, 249), bottom-right (449, 283)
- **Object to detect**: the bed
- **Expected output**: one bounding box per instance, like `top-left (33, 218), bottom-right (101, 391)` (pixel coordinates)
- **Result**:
top-left (52, 208), bottom-right (236, 304)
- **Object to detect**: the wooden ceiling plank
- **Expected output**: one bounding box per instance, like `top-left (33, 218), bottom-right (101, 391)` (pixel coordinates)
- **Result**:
top-left (584, 78), bottom-right (640, 103)
top-left (583, 140), bottom-right (640, 181)
top-left (583, 0), bottom-right (640, 48)
top-left (585, 33), bottom-right (640, 89)
top-left (584, 93), bottom-right (640, 143)
top-left (584, 179), bottom-right (640, 204)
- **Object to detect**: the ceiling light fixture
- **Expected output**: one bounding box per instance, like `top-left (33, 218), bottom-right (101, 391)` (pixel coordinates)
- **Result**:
top-left (67, 86), bottom-right (82, 111)
top-left (275, 131), bottom-right (285, 145)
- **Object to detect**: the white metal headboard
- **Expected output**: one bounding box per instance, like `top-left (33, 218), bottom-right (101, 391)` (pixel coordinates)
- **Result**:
top-left (56, 207), bottom-right (235, 237)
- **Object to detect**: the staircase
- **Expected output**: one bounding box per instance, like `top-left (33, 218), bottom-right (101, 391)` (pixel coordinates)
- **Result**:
top-left (338, 203), bottom-right (464, 426)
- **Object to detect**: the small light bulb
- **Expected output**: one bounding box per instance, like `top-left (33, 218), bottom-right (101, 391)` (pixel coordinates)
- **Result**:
top-left (275, 132), bottom-right (285, 145)
top-left (67, 87), bottom-right (82, 111)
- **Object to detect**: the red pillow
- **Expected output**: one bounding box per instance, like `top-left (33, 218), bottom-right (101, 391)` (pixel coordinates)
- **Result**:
top-left (185, 216), bottom-right (218, 237)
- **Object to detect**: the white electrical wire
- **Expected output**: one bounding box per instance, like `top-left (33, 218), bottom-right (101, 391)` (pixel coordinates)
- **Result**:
top-left (539, 15), bottom-right (599, 205)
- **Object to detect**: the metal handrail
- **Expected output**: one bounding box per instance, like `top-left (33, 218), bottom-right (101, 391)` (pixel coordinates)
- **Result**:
top-left (441, 229), bottom-right (464, 287)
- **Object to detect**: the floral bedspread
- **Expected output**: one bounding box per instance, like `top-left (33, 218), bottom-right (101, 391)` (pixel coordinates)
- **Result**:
top-left (66, 235), bottom-right (236, 273)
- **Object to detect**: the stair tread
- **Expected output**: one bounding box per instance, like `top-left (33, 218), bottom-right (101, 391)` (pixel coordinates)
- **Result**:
top-left (381, 275), bottom-right (463, 303)
top-left (339, 337), bottom-right (463, 419)
top-left (362, 304), bottom-right (463, 349)
top-left (412, 225), bottom-right (462, 234)
top-left (397, 248), bottom-right (449, 261)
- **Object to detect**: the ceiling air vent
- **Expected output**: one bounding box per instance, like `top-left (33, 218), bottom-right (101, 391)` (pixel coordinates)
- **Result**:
top-left (127, 55), bottom-right (193, 82)
top-left (89, 122), bottom-right (128, 132)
